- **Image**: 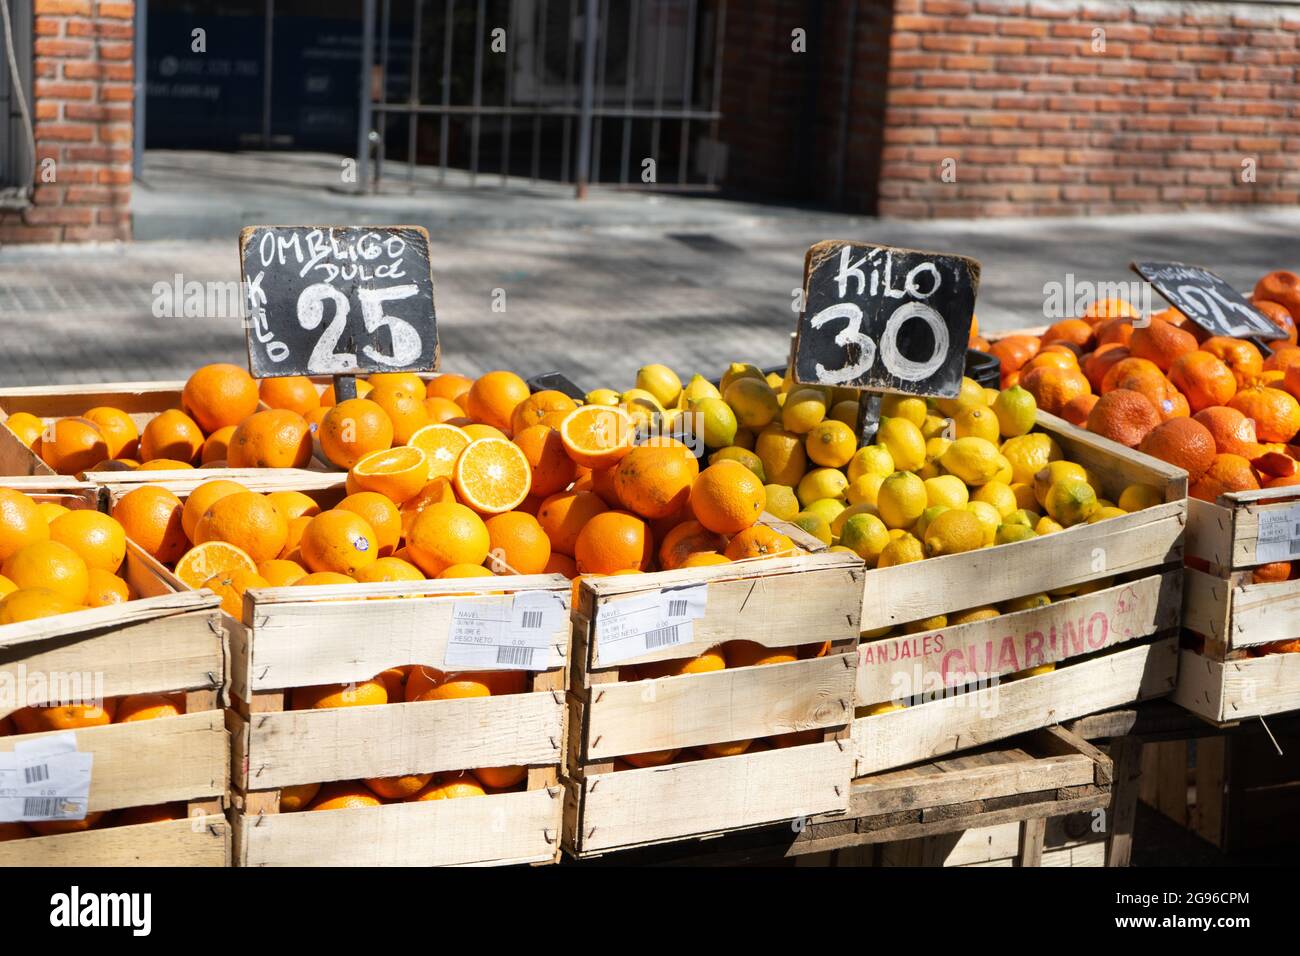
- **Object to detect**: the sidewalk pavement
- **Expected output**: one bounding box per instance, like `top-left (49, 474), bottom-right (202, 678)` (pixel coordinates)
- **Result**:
top-left (1, 150), bottom-right (1298, 389)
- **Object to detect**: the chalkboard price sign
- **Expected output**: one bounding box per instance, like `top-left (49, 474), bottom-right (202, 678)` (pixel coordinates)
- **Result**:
top-left (792, 241), bottom-right (980, 399)
top-left (1131, 260), bottom-right (1284, 342)
top-left (239, 225), bottom-right (440, 378)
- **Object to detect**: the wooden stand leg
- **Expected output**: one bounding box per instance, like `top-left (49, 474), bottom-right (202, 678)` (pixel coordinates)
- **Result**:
top-left (1106, 736), bottom-right (1144, 867)
top-left (1017, 818), bottom-right (1045, 867)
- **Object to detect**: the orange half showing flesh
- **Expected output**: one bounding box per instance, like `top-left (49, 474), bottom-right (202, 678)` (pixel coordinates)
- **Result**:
top-left (407, 423), bottom-right (470, 481)
top-left (349, 445), bottom-right (429, 504)
top-left (559, 405), bottom-right (634, 470)
top-left (453, 437), bottom-right (532, 514)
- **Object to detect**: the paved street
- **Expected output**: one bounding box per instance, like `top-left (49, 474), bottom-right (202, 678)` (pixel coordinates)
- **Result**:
top-left (2, 151), bottom-right (1299, 389)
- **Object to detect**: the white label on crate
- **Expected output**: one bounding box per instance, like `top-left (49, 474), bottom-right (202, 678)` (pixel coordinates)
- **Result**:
top-left (594, 584), bottom-right (709, 666)
top-left (0, 733), bottom-right (93, 823)
top-left (444, 591), bottom-right (566, 670)
top-left (1256, 502), bottom-right (1300, 564)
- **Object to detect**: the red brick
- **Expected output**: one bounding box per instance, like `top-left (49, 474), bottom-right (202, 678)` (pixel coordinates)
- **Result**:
top-left (100, 2), bottom-right (135, 19)
top-left (34, 38), bottom-right (93, 57)
top-left (36, 123), bottom-right (94, 142)
top-left (97, 42), bottom-right (133, 61)
top-left (34, 0), bottom-right (91, 13)
top-left (35, 80), bottom-right (93, 99)
top-left (23, 206), bottom-right (94, 226)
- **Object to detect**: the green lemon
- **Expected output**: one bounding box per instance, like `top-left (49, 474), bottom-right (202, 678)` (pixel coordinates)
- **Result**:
top-left (1044, 478), bottom-right (1099, 527)
top-left (877, 471), bottom-right (928, 530)
top-left (690, 397), bottom-right (738, 450)
top-left (1033, 461), bottom-right (1090, 508)
top-left (839, 512), bottom-right (890, 564)
top-left (992, 385), bottom-right (1037, 438)
top-left (724, 378), bottom-right (781, 430)
top-left (1002, 508), bottom-right (1039, 530)
top-left (804, 497), bottom-right (846, 528)
top-left (763, 484), bottom-right (799, 521)
top-left (995, 523), bottom-right (1038, 545)
top-left (791, 510), bottom-right (832, 545)
top-left (913, 504), bottom-right (950, 541)
top-left (709, 446), bottom-right (766, 481)
top-left (832, 501), bottom-right (879, 536)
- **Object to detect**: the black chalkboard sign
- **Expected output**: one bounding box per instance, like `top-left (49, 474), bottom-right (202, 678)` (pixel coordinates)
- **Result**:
top-left (792, 241), bottom-right (979, 399)
top-left (1131, 260), bottom-right (1285, 341)
top-left (239, 225), bottom-right (440, 378)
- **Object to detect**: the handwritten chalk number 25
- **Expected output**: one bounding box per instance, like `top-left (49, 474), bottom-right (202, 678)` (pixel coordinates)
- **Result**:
top-left (297, 282), bottom-right (422, 374)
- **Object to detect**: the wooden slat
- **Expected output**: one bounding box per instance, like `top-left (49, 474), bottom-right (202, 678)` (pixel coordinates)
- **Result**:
top-left (584, 653), bottom-right (854, 759)
top-left (857, 572), bottom-right (1179, 705)
top-left (0, 711), bottom-right (228, 812)
top-left (1185, 497), bottom-right (1237, 571)
top-left (1018, 818), bottom-right (1046, 866)
top-left (853, 638), bottom-right (1178, 775)
top-left (237, 787), bottom-right (561, 866)
top-left (1227, 578), bottom-right (1300, 649)
top-left (0, 815), bottom-right (230, 867)
top-left (240, 691), bottom-right (564, 790)
top-left (1173, 649), bottom-right (1300, 723)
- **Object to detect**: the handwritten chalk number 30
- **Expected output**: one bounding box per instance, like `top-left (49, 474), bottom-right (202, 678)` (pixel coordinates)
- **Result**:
top-left (810, 300), bottom-right (950, 385)
top-left (297, 282), bottom-right (422, 374)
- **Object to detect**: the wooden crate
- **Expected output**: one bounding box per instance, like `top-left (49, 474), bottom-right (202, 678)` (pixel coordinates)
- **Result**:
top-left (0, 479), bottom-right (229, 866)
top-left (851, 411), bottom-right (1187, 776)
top-left (564, 532), bottom-right (863, 859)
top-left (878, 811), bottom-right (1109, 867)
top-left (1178, 485), bottom-right (1300, 724)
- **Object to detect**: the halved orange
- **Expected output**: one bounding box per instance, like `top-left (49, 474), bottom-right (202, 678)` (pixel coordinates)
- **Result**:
top-left (453, 437), bottom-right (532, 514)
top-left (348, 445), bottom-right (429, 504)
top-left (407, 423), bottom-right (470, 481)
top-left (174, 541), bottom-right (258, 590)
top-left (559, 405), bottom-right (634, 469)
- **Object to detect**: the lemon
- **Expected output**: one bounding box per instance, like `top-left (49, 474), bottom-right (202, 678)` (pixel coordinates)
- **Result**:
top-left (586, 388), bottom-right (620, 406)
top-left (791, 510), bottom-right (832, 545)
top-left (1002, 592), bottom-right (1051, 612)
top-left (839, 512), bottom-right (890, 563)
top-left (861, 701), bottom-right (906, 715)
top-left (1000, 432), bottom-right (1063, 485)
top-left (1036, 515), bottom-right (1064, 535)
top-left (679, 373), bottom-right (722, 408)
top-left (965, 500), bottom-right (1001, 546)
top-left (861, 625), bottom-right (894, 640)
top-left (950, 606), bottom-right (1001, 625)
top-left (832, 501), bottom-right (878, 536)
top-left (725, 378), bottom-right (780, 430)
top-left (830, 400), bottom-right (859, 427)
top-left (921, 414), bottom-right (951, 440)
top-left (806, 419), bottom-right (857, 467)
top-left (935, 377), bottom-right (986, 417)
top-left (983, 388), bottom-right (1001, 407)
top-left (733, 427), bottom-right (755, 451)
top-left (887, 528), bottom-right (910, 540)
top-left (763, 484), bottom-right (799, 520)
top-left (1033, 461), bottom-right (1089, 507)
top-left (804, 496), bottom-right (846, 528)
top-left (782, 388), bottom-right (828, 434)
top-left (925, 435), bottom-right (952, 462)
top-left (972, 481), bottom-right (1017, 517)
top-left (691, 397), bottom-right (738, 449)
top-left (925, 474), bottom-right (969, 509)
top-left (1011, 664), bottom-right (1056, 679)
top-left (992, 455), bottom-right (1014, 485)
top-left (848, 445), bottom-right (894, 482)
top-left (766, 372), bottom-right (785, 390)
top-left (1044, 478), bottom-right (1098, 526)
top-left (992, 385), bottom-right (1037, 438)
top-left (828, 545), bottom-right (856, 554)
top-left (720, 362), bottom-right (764, 394)
top-left (621, 387), bottom-right (663, 411)
top-left (709, 446), bottom-right (766, 480)
top-left (831, 386), bottom-right (858, 405)
top-left (881, 394), bottom-right (928, 427)
top-left (939, 437), bottom-right (1002, 486)
top-left (995, 524), bottom-right (1037, 544)
top-left (1003, 508), bottom-right (1039, 529)
top-left (913, 505), bottom-right (950, 541)
top-left (1087, 506), bottom-right (1128, 524)
top-left (955, 406), bottom-right (1001, 443)
top-left (877, 471), bottom-right (928, 529)
top-left (636, 364), bottom-right (682, 408)
top-left (797, 467), bottom-right (849, 507)
top-left (1119, 483), bottom-right (1163, 512)
top-left (915, 460), bottom-right (943, 480)
top-left (905, 614), bottom-right (948, 633)
top-left (846, 473), bottom-right (885, 507)
top-left (1010, 482), bottom-right (1038, 512)
top-left (1071, 576), bottom-right (1115, 596)
top-left (878, 417), bottom-right (927, 472)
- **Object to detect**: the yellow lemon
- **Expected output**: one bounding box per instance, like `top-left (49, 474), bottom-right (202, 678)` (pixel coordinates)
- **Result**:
top-left (1000, 432), bottom-right (1063, 485)
top-left (724, 378), bottom-right (780, 430)
top-left (720, 362), bottom-right (765, 394)
top-left (1003, 508), bottom-right (1039, 529)
top-left (621, 387), bottom-right (664, 411)
top-left (1033, 461), bottom-right (1089, 508)
top-left (965, 500), bottom-right (1001, 546)
top-left (992, 454), bottom-right (1014, 485)
top-left (877, 471), bottom-right (927, 529)
top-left (1087, 506), bottom-right (1128, 524)
top-left (921, 414), bottom-right (951, 440)
top-left (797, 467), bottom-right (849, 507)
top-left (935, 377), bottom-right (986, 417)
top-left (905, 614), bottom-right (948, 633)
top-left (803, 497), bottom-right (846, 528)
top-left (805, 419), bottom-right (856, 468)
top-left (839, 512), bottom-right (890, 563)
top-left (831, 502), bottom-right (879, 536)
top-left (635, 364), bottom-right (682, 408)
top-left (925, 435), bottom-right (952, 462)
top-left (679, 373), bottom-right (721, 408)
top-left (880, 394), bottom-right (927, 427)
top-left (733, 427), bottom-right (755, 450)
top-left (992, 385), bottom-right (1037, 438)
top-left (1118, 483), bottom-right (1163, 512)
top-left (709, 446), bottom-right (766, 481)
top-left (972, 481), bottom-right (1017, 517)
top-left (847, 445), bottom-right (894, 481)
top-left (830, 400), bottom-right (859, 427)
top-left (950, 606), bottom-right (1001, 625)
top-left (1010, 482), bottom-right (1039, 512)
top-left (955, 405), bottom-right (1001, 443)
top-left (1036, 515), bottom-right (1065, 535)
top-left (763, 484), bottom-right (799, 521)
top-left (586, 388), bottom-right (620, 406)
top-left (939, 437), bottom-right (1002, 486)
top-left (1044, 478), bottom-right (1098, 527)
top-left (877, 534), bottom-right (924, 567)
top-left (1011, 663), bottom-right (1056, 679)
top-left (877, 417), bottom-right (926, 472)
top-left (782, 388), bottom-right (828, 434)
top-left (924, 510), bottom-right (985, 556)
top-left (846, 473), bottom-right (885, 508)
top-left (913, 504), bottom-right (949, 540)
top-left (791, 510), bottom-right (832, 545)
top-left (995, 524), bottom-right (1037, 544)
top-left (924, 474), bottom-right (969, 510)
top-left (1002, 592), bottom-right (1051, 612)
top-left (755, 427), bottom-right (807, 486)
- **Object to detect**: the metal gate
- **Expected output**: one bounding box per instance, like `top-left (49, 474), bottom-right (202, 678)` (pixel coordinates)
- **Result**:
top-left (359, 0), bottom-right (726, 194)
top-left (1, 0), bottom-right (33, 194)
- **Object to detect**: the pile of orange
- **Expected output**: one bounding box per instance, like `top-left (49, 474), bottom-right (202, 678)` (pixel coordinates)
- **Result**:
top-left (0, 692), bottom-right (191, 840)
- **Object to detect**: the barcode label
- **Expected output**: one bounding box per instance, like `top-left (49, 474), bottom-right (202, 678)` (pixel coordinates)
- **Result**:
top-left (645, 625), bottom-right (680, 649)
top-left (667, 600), bottom-right (687, 617)
top-left (444, 592), bottom-right (565, 671)
top-left (0, 733), bottom-right (93, 824)
top-left (23, 765), bottom-right (48, 785)
top-left (519, 610), bottom-right (544, 629)
top-left (22, 797), bottom-right (59, 817)
top-left (594, 584), bottom-right (708, 665)
top-left (496, 645), bottom-right (536, 666)
top-left (1256, 503), bottom-right (1300, 563)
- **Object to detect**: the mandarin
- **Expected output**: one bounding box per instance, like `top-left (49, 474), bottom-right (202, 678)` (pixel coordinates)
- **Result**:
top-left (182, 363), bottom-right (260, 432)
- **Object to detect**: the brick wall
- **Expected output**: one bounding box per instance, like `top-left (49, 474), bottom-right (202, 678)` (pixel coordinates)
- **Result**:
top-left (0, 0), bottom-right (133, 244)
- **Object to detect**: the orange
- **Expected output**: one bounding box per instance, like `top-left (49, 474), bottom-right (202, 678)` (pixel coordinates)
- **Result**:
top-left (48, 510), bottom-right (126, 573)
top-left (1264, 345), bottom-right (1300, 375)
top-left (257, 558), bottom-right (307, 586)
top-left (367, 372), bottom-right (426, 394)
top-left (1137, 418), bottom-right (1217, 482)
top-left (278, 783), bottom-right (321, 812)
top-left (318, 398), bottom-right (394, 469)
top-left (1095, 318), bottom-right (1136, 346)
top-left (622, 750), bottom-right (680, 769)
top-left (484, 510), bottom-right (552, 575)
top-left (2, 541), bottom-right (89, 603)
top-left (1253, 271), bottom-right (1300, 329)
top-left (543, 552), bottom-right (577, 578)
top-left (474, 766), bottom-right (527, 790)
top-left (453, 437), bottom-right (532, 514)
top-left (116, 693), bottom-right (183, 722)
top-left (227, 409), bottom-right (313, 469)
top-left (613, 443), bottom-right (699, 520)
top-left (367, 383), bottom-right (430, 445)
top-left (405, 502), bottom-right (490, 577)
top-left (0, 488), bottom-right (50, 562)
top-left (3, 411), bottom-right (44, 451)
top-left (364, 774), bottom-right (434, 801)
top-left (111, 486), bottom-right (187, 564)
top-left (299, 510), bottom-right (379, 576)
top-left (1085, 389), bottom-right (1161, 449)
top-left (200, 425), bottom-right (236, 464)
top-left (724, 525), bottom-right (795, 560)
top-left (348, 445), bottom-right (428, 505)
top-left (511, 390), bottom-right (578, 434)
top-left (262, 492), bottom-right (318, 525)
top-left (182, 363), bottom-right (260, 432)
top-left (1169, 351), bottom-right (1236, 414)
top-left (279, 515), bottom-right (310, 561)
top-left (1229, 385), bottom-right (1300, 443)
top-left (464, 371), bottom-right (531, 434)
top-left (406, 423), bottom-right (470, 483)
top-left (84, 568), bottom-right (132, 607)
top-left (405, 666), bottom-right (489, 701)
top-left (137, 458), bottom-right (194, 471)
top-left (293, 679), bottom-right (388, 710)
top-left (462, 423), bottom-right (507, 441)
top-left (1020, 366), bottom-right (1090, 418)
top-left (193, 492), bottom-right (289, 563)
top-left (28, 813), bottom-right (106, 836)
top-left (989, 335), bottom-right (1040, 377)
top-left (1251, 561), bottom-right (1293, 584)
top-left (40, 417), bottom-right (108, 474)
top-left (559, 405), bottom-right (635, 469)
top-left (1023, 349), bottom-right (1078, 374)
top-left (355, 556), bottom-right (425, 582)
top-left (574, 511), bottom-right (651, 574)
top-left (1252, 299), bottom-right (1298, 346)
top-left (319, 379), bottom-right (373, 406)
top-left (1081, 345), bottom-right (1128, 392)
top-left (409, 774), bottom-right (486, 801)
top-left (304, 405), bottom-right (329, 435)
top-left (574, 466), bottom-right (621, 508)
top-left (1129, 318), bottom-right (1198, 372)
top-left (201, 566), bottom-right (269, 618)
top-left (174, 541), bottom-right (258, 590)
top-left (139, 409), bottom-right (204, 464)
top-left (336, 492), bottom-right (402, 556)
top-left (398, 477), bottom-right (457, 538)
top-left (1101, 356), bottom-right (1164, 394)
top-left (0, 587), bottom-right (81, 624)
top-left (1190, 453), bottom-right (1260, 502)
top-left (35, 502), bottom-right (68, 524)
top-left (1201, 337), bottom-right (1264, 388)
top-left (12, 699), bottom-right (115, 732)
top-left (1060, 393), bottom-right (1099, 427)
top-left (724, 640), bottom-right (797, 667)
top-left (426, 373), bottom-right (474, 403)
top-left (259, 375), bottom-right (321, 416)
top-left (689, 460), bottom-right (765, 535)
top-left (373, 666), bottom-right (409, 700)
top-left (297, 571), bottom-right (356, 586)
top-left (1193, 407), bottom-right (1262, 458)
top-left (658, 520), bottom-right (727, 570)
top-left (537, 490), bottom-right (607, 557)
top-left (179, 479), bottom-right (248, 541)
top-left (1082, 297), bottom-right (1141, 321)
top-left (1042, 318), bottom-right (1094, 349)
top-left (82, 406), bottom-right (140, 459)
top-left (423, 396), bottom-right (465, 424)
top-left (680, 552), bottom-right (731, 567)
top-left (512, 425), bottom-right (577, 499)
top-left (439, 563), bottom-right (495, 578)
top-left (636, 647), bottom-right (726, 679)
top-left (307, 781), bottom-right (383, 811)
